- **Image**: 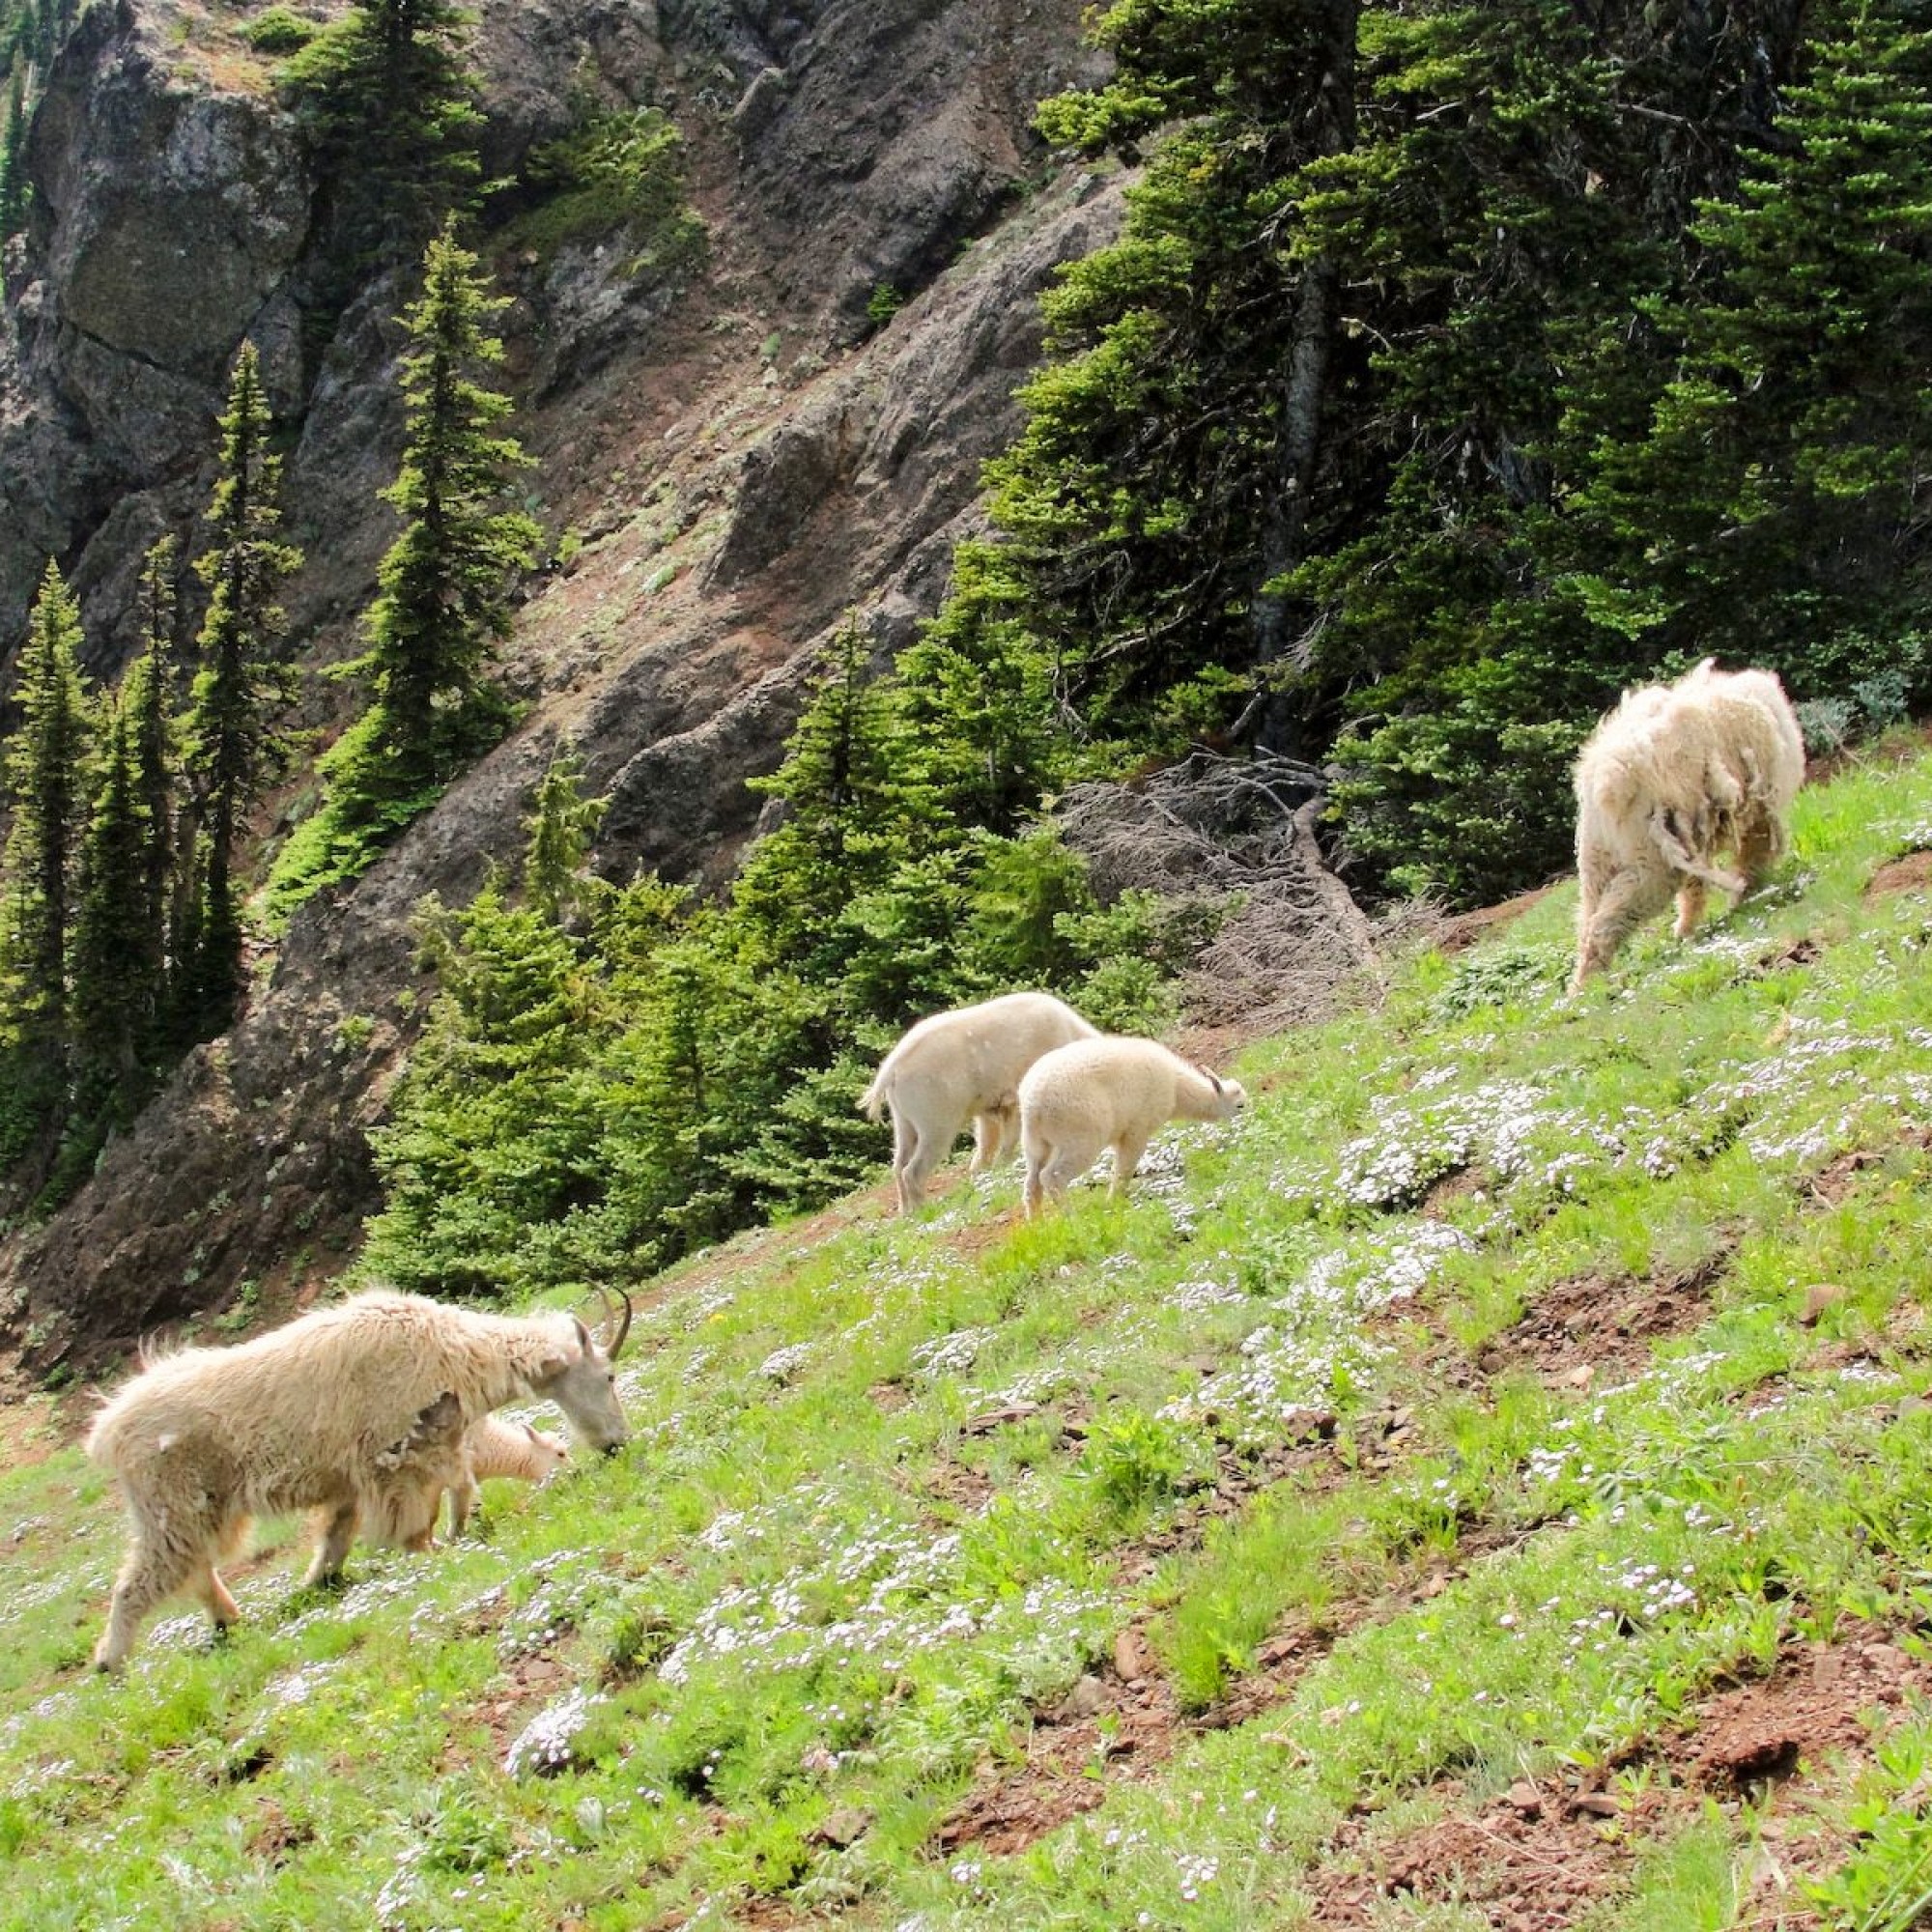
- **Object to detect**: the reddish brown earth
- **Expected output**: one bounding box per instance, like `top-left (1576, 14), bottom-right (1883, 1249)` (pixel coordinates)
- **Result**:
top-left (1866, 848), bottom-right (1932, 899)
top-left (1435, 886), bottom-right (1561, 955)
top-left (1473, 1251), bottom-right (1733, 1389)
top-left (922, 1220), bottom-right (1904, 1887)
top-left (1313, 1629), bottom-right (1930, 1930)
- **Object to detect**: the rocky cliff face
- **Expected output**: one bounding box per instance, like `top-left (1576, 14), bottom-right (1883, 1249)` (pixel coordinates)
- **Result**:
top-left (0, 0), bottom-right (1116, 1366)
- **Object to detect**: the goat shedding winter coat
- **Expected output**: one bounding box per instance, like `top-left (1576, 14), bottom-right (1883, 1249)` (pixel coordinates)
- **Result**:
top-left (860, 991), bottom-right (1099, 1213)
top-left (1018, 1035), bottom-right (1246, 1216)
top-left (1571, 659), bottom-right (1804, 991)
top-left (85, 1289), bottom-right (631, 1669)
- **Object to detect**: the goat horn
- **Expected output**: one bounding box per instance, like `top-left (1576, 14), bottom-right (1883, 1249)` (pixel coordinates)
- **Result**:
top-left (597, 1285), bottom-right (634, 1361)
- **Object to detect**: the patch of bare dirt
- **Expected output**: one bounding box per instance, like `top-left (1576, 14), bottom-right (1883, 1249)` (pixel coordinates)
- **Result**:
top-left (243, 1797), bottom-right (315, 1867)
top-left (946, 1206), bottom-right (1024, 1259)
top-left (445, 1652), bottom-right (573, 1775)
top-left (933, 1660), bottom-right (1173, 1857)
top-left (1810, 720), bottom-right (1932, 787)
top-left (1657, 1629), bottom-right (1929, 1791)
top-left (1435, 885), bottom-right (1560, 955)
top-left (1474, 1252), bottom-right (1731, 1388)
top-left (1753, 933), bottom-right (1825, 974)
top-left (1804, 1122), bottom-right (1932, 1208)
top-left (1866, 848), bottom-right (1932, 900)
top-left (1313, 1629), bottom-right (1928, 1929)
top-left (1420, 1165), bottom-right (1489, 1220)
top-left (1317, 1784), bottom-right (1652, 1931)
top-left (0, 1378), bottom-right (75, 1465)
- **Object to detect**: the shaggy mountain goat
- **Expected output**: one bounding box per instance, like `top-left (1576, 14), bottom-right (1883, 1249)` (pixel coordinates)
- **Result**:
top-left (1018, 1036), bottom-right (1246, 1216)
top-left (85, 1288), bottom-right (632, 1670)
top-left (368, 1413), bottom-right (570, 1551)
top-left (1571, 659), bottom-right (1804, 991)
top-left (861, 991), bottom-right (1099, 1213)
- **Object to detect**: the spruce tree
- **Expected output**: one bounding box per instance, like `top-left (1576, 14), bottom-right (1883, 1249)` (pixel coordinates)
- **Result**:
top-left (180, 342), bottom-right (301, 1037)
top-left (338, 219), bottom-right (539, 805)
top-left (0, 560), bottom-right (91, 1171)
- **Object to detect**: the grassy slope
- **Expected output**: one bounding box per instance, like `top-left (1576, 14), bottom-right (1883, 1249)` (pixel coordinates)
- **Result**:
top-left (8, 751), bottom-right (1932, 1929)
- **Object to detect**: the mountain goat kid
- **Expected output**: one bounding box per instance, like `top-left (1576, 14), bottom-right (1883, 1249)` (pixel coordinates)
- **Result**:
top-left (861, 991), bottom-right (1099, 1213)
top-left (368, 1413), bottom-right (571, 1551)
top-left (1018, 1036), bottom-right (1246, 1216)
top-left (85, 1289), bottom-right (632, 1670)
top-left (1572, 659), bottom-right (1804, 991)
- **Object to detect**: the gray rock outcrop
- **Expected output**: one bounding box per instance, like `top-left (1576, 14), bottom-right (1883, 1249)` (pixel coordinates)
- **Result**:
top-left (0, 0), bottom-right (1116, 1364)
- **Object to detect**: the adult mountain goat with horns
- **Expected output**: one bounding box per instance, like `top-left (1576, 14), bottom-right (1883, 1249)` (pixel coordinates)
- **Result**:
top-left (85, 1288), bottom-right (633, 1670)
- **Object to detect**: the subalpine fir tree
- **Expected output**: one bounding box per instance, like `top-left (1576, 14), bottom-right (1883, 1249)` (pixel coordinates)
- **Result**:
top-left (0, 560), bottom-right (91, 1173)
top-left (337, 219), bottom-right (539, 802)
top-left (940, 0), bottom-right (1361, 757)
top-left (1570, 0), bottom-right (1932, 676)
top-left (0, 69), bottom-right (28, 239)
top-left (127, 537), bottom-right (180, 1023)
top-left (180, 342), bottom-right (300, 1037)
top-left (523, 753), bottom-right (606, 927)
top-left (71, 696), bottom-right (160, 1133)
top-left (286, 0), bottom-right (483, 258)
top-left (732, 623), bottom-right (920, 969)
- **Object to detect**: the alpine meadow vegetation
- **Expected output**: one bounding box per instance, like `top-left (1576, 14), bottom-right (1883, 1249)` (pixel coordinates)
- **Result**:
top-left (7, 0), bottom-right (1932, 1914)
top-left (2, 751), bottom-right (1932, 1924)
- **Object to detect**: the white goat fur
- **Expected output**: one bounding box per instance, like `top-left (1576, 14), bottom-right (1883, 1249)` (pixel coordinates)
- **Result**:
top-left (1571, 659), bottom-right (1804, 991)
top-left (1018, 1036), bottom-right (1246, 1216)
top-left (861, 991), bottom-right (1099, 1213)
top-left (85, 1292), bottom-right (627, 1669)
top-left (370, 1413), bottom-right (571, 1550)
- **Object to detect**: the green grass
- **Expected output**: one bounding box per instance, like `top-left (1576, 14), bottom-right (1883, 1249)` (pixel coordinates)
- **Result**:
top-left (8, 744), bottom-right (1932, 1926)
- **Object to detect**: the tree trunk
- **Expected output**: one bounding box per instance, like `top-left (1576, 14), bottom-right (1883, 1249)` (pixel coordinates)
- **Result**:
top-left (1250, 0), bottom-right (1357, 756)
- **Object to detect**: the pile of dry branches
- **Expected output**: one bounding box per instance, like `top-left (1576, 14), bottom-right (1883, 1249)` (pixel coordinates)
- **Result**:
top-left (1054, 753), bottom-right (1416, 1032)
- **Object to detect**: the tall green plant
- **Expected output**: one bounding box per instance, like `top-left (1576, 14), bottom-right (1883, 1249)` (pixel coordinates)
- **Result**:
top-left (1565, 0), bottom-right (1932, 670)
top-left (283, 0), bottom-right (483, 257)
top-left (70, 695), bottom-right (163, 1137)
top-left (179, 343), bottom-right (300, 1037)
top-left (271, 220), bottom-right (538, 921)
top-left (0, 560), bottom-right (91, 1176)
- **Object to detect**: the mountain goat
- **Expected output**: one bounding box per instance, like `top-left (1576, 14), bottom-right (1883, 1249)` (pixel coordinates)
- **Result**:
top-left (368, 1413), bottom-right (571, 1551)
top-left (1018, 1036), bottom-right (1246, 1216)
top-left (1571, 659), bottom-right (1804, 991)
top-left (861, 991), bottom-right (1099, 1213)
top-left (85, 1288), bottom-right (632, 1670)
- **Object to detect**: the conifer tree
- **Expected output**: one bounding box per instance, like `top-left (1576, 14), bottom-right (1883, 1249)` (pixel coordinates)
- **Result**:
top-left (524, 753), bottom-right (605, 926)
top-left (127, 537), bottom-right (180, 1017)
top-left (1569, 0), bottom-right (1932, 672)
top-left (340, 219), bottom-right (539, 801)
top-left (71, 695), bottom-right (160, 1131)
top-left (286, 0), bottom-right (483, 257)
top-left (732, 623), bottom-right (915, 966)
top-left (0, 560), bottom-right (91, 1169)
top-left (180, 342), bottom-right (300, 1037)
top-left (0, 69), bottom-right (28, 239)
